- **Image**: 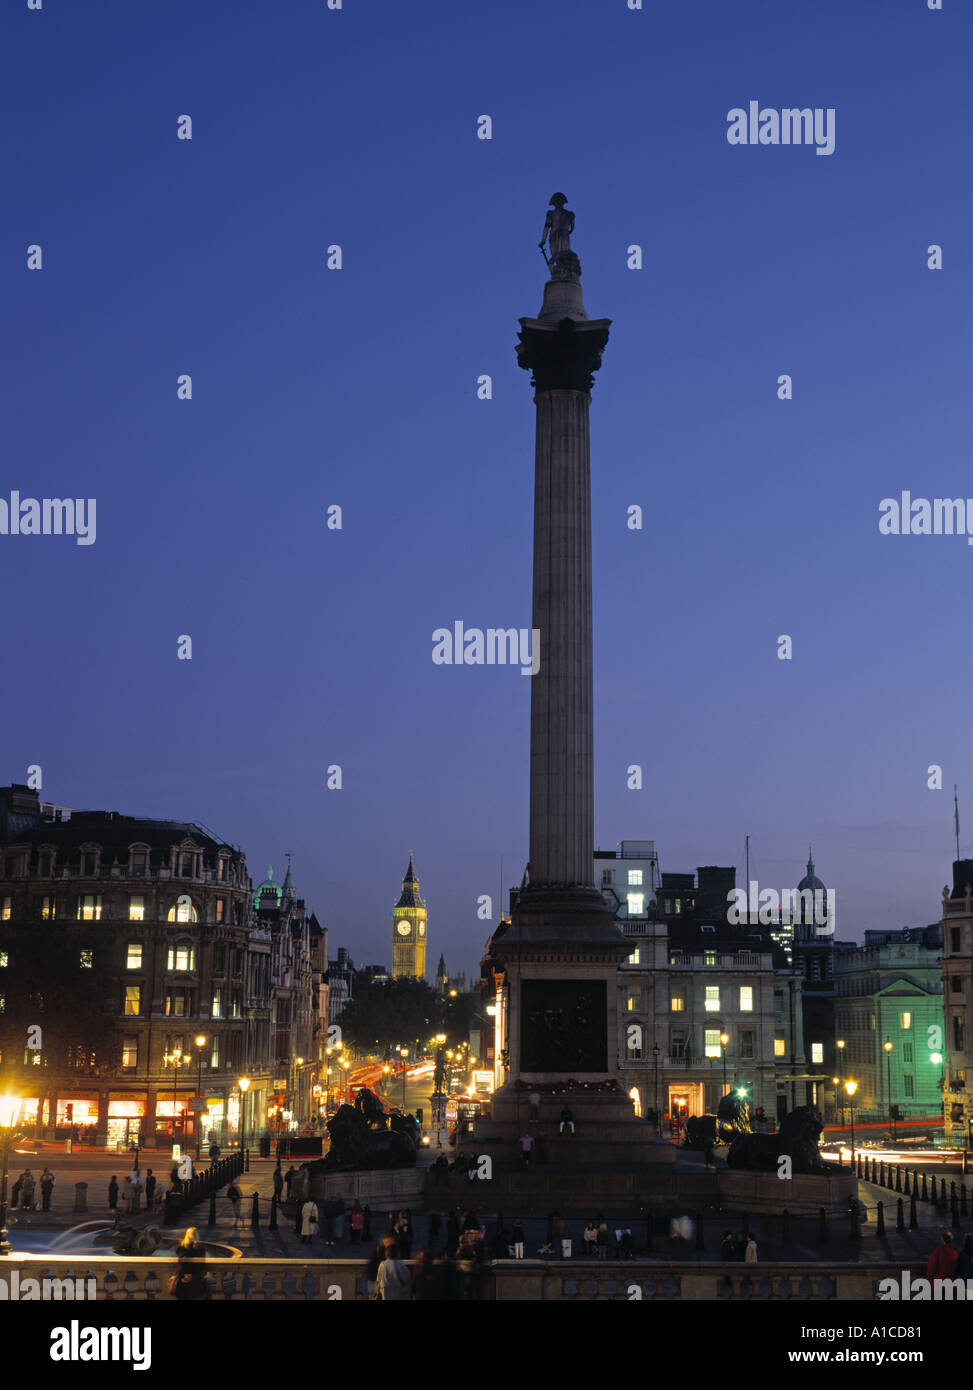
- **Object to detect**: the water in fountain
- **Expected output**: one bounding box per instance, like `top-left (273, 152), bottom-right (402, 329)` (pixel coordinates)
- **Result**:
top-left (46, 1220), bottom-right (115, 1252)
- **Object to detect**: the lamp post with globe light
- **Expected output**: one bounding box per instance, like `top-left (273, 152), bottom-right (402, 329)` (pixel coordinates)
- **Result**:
top-left (194, 1034), bottom-right (207, 1158)
top-left (238, 1075), bottom-right (251, 1154)
top-left (0, 1095), bottom-right (25, 1256)
top-left (884, 1039), bottom-right (895, 1142)
top-left (844, 1079), bottom-right (858, 1165)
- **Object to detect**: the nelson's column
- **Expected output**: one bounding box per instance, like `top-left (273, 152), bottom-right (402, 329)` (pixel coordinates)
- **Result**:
top-left (480, 197), bottom-right (671, 1166)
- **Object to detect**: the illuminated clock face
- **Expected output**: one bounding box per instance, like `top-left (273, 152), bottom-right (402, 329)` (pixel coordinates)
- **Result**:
top-left (396, 920), bottom-right (411, 936)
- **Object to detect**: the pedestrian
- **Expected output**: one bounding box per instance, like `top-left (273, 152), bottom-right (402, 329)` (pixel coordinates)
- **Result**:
top-left (21, 1171), bottom-right (35, 1210)
top-left (373, 1240), bottom-right (411, 1301)
top-left (145, 1169), bottom-right (156, 1204)
top-left (272, 1166), bottom-right (284, 1203)
top-left (596, 1216), bottom-right (608, 1260)
top-left (926, 1230), bottom-right (959, 1281)
top-left (719, 1230), bottom-right (734, 1261)
top-left (512, 1219), bottom-right (525, 1259)
top-left (168, 1226), bottom-right (210, 1301)
top-left (745, 1233), bottom-right (758, 1263)
top-left (11, 1173), bottom-right (23, 1209)
top-left (123, 1172), bottom-right (137, 1213)
top-left (559, 1106), bottom-right (575, 1136)
top-left (432, 1153), bottom-right (449, 1187)
top-left (732, 1230), bottom-right (747, 1262)
top-left (284, 1166), bottom-right (297, 1201)
top-left (300, 1197), bottom-right (319, 1245)
top-left (108, 1175), bottom-right (119, 1211)
top-left (518, 1133), bottom-right (534, 1167)
top-left (208, 1141), bottom-right (220, 1162)
top-left (350, 1199), bottom-right (364, 1244)
top-left (40, 1168), bottom-right (55, 1212)
top-left (395, 1211), bottom-right (413, 1258)
top-left (583, 1219), bottom-right (597, 1258)
top-left (227, 1179), bottom-right (243, 1227)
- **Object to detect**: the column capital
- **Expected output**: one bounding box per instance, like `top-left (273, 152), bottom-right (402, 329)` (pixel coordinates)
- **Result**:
top-left (517, 315), bottom-right (611, 393)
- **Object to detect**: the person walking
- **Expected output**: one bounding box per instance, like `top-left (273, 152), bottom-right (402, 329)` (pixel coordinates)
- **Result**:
top-left (40, 1168), bottom-right (55, 1212)
top-left (10, 1174), bottom-right (23, 1210)
top-left (559, 1106), bottom-right (575, 1136)
top-left (108, 1175), bottom-right (119, 1211)
top-left (21, 1171), bottom-right (35, 1211)
top-left (583, 1219), bottom-right (597, 1258)
top-left (927, 1230), bottom-right (959, 1281)
top-left (745, 1233), bottom-right (758, 1264)
top-left (144, 1169), bottom-right (156, 1204)
top-left (300, 1197), bottom-right (319, 1245)
top-left (518, 1133), bottom-right (534, 1167)
top-left (168, 1227), bottom-right (210, 1301)
top-left (272, 1166), bottom-right (284, 1204)
top-left (395, 1210), bottom-right (413, 1258)
top-left (284, 1166), bottom-right (297, 1202)
top-left (227, 1179), bottom-right (243, 1228)
top-left (350, 1199), bottom-right (364, 1244)
top-left (719, 1230), bottom-right (735, 1261)
top-left (732, 1231), bottom-right (747, 1261)
top-left (373, 1241), bottom-right (411, 1301)
top-left (596, 1216), bottom-right (609, 1260)
top-left (512, 1219), bottom-right (526, 1260)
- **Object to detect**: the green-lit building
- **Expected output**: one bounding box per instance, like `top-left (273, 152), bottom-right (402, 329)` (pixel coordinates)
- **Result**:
top-left (833, 926), bottom-right (944, 1123)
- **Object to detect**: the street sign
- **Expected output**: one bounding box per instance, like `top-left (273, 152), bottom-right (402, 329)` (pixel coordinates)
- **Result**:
top-left (187, 1098), bottom-right (206, 1112)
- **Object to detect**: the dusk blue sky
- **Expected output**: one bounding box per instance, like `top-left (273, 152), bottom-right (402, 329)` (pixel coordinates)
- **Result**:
top-left (6, 1), bottom-right (972, 978)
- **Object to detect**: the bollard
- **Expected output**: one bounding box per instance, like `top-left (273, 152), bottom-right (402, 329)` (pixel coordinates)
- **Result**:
top-left (895, 1167), bottom-right (902, 1194)
top-left (876, 1201), bottom-right (886, 1237)
top-left (207, 1191), bottom-right (216, 1228)
top-left (856, 1155), bottom-right (863, 1179)
top-left (245, 1149), bottom-right (250, 1174)
top-left (903, 1170), bottom-right (910, 1196)
top-left (817, 1208), bottom-right (827, 1245)
top-left (896, 1198), bottom-right (905, 1233)
top-left (695, 1211), bottom-right (704, 1252)
top-left (939, 1178), bottom-right (949, 1209)
top-left (73, 1181), bottom-right (88, 1214)
top-left (251, 1191), bottom-right (260, 1227)
top-left (921, 1174), bottom-right (929, 1202)
top-left (909, 1192), bottom-right (918, 1230)
top-left (269, 1193), bottom-right (278, 1230)
top-left (879, 1161), bottom-right (886, 1187)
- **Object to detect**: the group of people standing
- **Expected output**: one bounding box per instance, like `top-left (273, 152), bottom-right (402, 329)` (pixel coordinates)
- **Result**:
top-left (720, 1230), bottom-right (758, 1263)
top-left (10, 1167), bottom-right (55, 1211)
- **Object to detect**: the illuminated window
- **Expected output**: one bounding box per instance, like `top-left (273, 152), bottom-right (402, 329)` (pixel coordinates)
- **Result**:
top-left (739, 986), bottom-right (754, 1012)
top-left (627, 987), bottom-right (642, 1012)
top-left (675, 899), bottom-right (682, 914)
top-left (124, 985), bottom-right (141, 1016)
top-left (167, 945), bottom-right (196, 972)
top-left (79, 950), bottom-right (93, 969)
top-left (216, 898), bottom-right (225, 923)
top-left (704, 1030), bottom-right (722, 1058)
top-left (210, 1036), bottom-right (220, 1068)
top-left (811, 1042), bottom-right (824, 1064)
top-left (627, 946), bottom-right (640, 965)
top-left (704, 950), bottom-right (716, 966)
top-left (628, 869), bottom-right (643, 886)
top-left (629, 1086), bottom-right (642, 1116)
top-left (77, 895), bottom-right (102, 922)
top-left (126, 943), bottom-right (143, 970)
top-left (0, 952), bottom-right (6, 968)
top-left (704, 986), bottom-right (720, 1012)
top-left (901, 1012), bottom-right (912, 1030)
top-left (212, 987), bottom-right (223, 1020)
top-left (41, 895), bottom-right (55, 920)
top-left (167, 899), bottom-right (197, 924)
top-left (627, 893), bottom-right (644, 916)
top-left (122, 1037), bottom-right (138, 1069)
top-left (774, 1038), bottom-right (786, 1057)
top-left (129, 895), bottom-right (145, 922)
top-left (1, 897), bottom-right (11, 921)
top-left (165, 992), bottom-right (187, 1017)
top-left (218, 858), bottom-right (226, 881)
top-left (670, 990), bottom-right (685, 1012)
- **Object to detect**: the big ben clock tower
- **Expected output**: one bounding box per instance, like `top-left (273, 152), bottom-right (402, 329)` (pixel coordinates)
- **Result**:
top-left (392, 854), bottom-right (427, 980)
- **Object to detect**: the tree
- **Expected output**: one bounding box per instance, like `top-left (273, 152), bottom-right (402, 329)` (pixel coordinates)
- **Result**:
top-left (338, 976), bottom-right (473, 1056)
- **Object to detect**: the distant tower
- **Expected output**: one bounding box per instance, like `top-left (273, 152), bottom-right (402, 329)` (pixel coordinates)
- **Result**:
top-left (392, 855), bottom-right (427, 979)
top-left (436, 953), bottom-right (448, 995)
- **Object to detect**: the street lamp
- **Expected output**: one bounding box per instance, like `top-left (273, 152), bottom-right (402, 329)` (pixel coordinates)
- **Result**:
top-left (832, 1076), bottom-right (841, 1131)
top-left (0, 1095), bottom-right (24, 1256)
top-left (844, 1079), bottom-right (858, 1164)
top-left (399, 1047), bottom-right (408, 1110)
top-left (884, 1039), bottom-right (895, 1142)
top-left (238, 1075), bottom-right (251, 1152)
top-left (719, 1032), bottom-right (729, 1100)
top-left (194, 1034), bottom-right (206, 1158)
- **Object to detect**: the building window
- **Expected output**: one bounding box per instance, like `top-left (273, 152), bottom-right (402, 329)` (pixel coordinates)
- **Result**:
top-left (602, 869), bottom-right (612, 886)
top-left (167, 945), bottom-right (196, 972)
top-left (952, 976), bottom-right (963, 993)
top-left (210, 1037), bottom-right (219, 1068)
top-left (740, 1030), bottom-right (754, 1059)
top-left (213, 946), bottom-right (225, 974)
top-left (167, 899), bottom-right (197, 924)
top-left (811, 1042), bottom-right (824, 1064)
top-left (126, 943), bottom-right (143, 970)
top-left (704, 1030), bottom-right (722, 1058)
top-left (130, 851), bottom-right (148, 877)
top-left (951, 927), bottom-right (960, 952)
top-left (703, 950), bottom-right (716, 967)
top-left (739, 986), bottom-right (754, 1012)
top-left (1, 897), bottom-right (11, 921)
top-left (0, 952), bottom-right (7, 968)
top-left (124, 985), bottom-right (141, 1016)
top-left (79, 950), bottom-right (93, 969)
top-left (675, 898), bottom-right (682, 914)
top-left (903, 1042), bottom-right (913, 1063)
top-left (212, 987), bottom-right (223, 1020)
top-left (38, 850), bottom-right (53, 876)
top-left (179, 853), bottom-right (194, 878)
top-left (627, 988), bottom-right (642, 1012)
top-left (77, 895), bottom-right (102, 922)
top-left (664, 899), bottom-right (672, 914)
top-left (41, 896), bottom-right (54, 920)
top-left (954, 1016), bottom-right (965, 1052)
top-left (904, 1074), bottom-right (915, 1097)
top-left (628, 869), bottom-right (643, 887)
top-left (231, 991), bottom-right (241, 1020)
top-left (670, 989), bottom-right (685, 1012)
top-left (627, 893), bottom-right (644, 916)
top-left (216, 898), bottom-right (225, 923)
top-left (121, 1037), bottom-right (138, 1069)
top-left (165, 992), bottom-right (187, 1018)
top-left (704, 986), bottom-right (720, 1013)
top-left (901, 1012), bottom-right (912, 1030)
top-left (626, 1033), bottom-right (642, 1060)
top-left (627, 946), bottom-right (640, 965)
top-left (80, 851), bottom-right (97, 876)
top-left (129, 895), bottom-right (145, 922)
top-left (774, 1038), bottom-right (786, 1058)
